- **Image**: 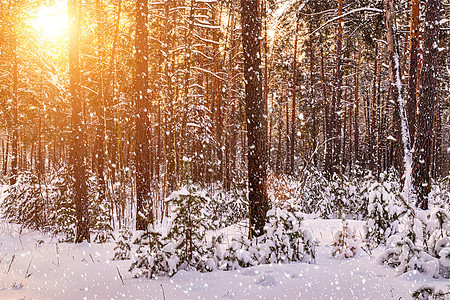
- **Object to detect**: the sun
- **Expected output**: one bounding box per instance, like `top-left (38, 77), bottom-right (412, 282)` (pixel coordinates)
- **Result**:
top-left (30, 1), bottom-right (68, 40)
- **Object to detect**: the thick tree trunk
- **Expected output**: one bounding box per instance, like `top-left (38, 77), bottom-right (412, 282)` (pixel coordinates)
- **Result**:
top-left (407, 0), bottom-right (420, 145)
top-left (412, 0), bottom-right (440, 210)
top-left (263, 0), bottom-right (270, 169)
top-left (69, 0), bottom-right (90, 243)
top-left (103, 0), bottom-right (122, 187)
top-left (241, 0), bottom-right (268, 237)
top-left (369, 45), bottom-right (378, 172)
top-left (95, 0), bottom-right (106, 205)
top-left (135, 0), bottom-right (152, 230)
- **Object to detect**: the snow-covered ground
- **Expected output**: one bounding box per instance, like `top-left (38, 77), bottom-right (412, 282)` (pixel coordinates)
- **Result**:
top-left (0, 215), bottom-right (448, 300)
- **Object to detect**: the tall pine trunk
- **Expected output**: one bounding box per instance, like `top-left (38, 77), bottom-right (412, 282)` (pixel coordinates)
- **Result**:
top-left (332, 0), bottom-right (343, 175)
top-left (69, 0), bottom-right (89, 243)
top-left (290, 16), bottom-right (299, 176)
top-left (353, 49), bottom-right (360, 164)
top-left (95, 0), bottom-right (106, 206)
top-left (407, 0), bottom-right (420, 144)
top-left (10, 31), bottom-right (18, 185)
top-left (241, 0), bottom-right (268, 237)
top-left (412, 0), bottom-right (440, 210)
top-left (135, 0), bottom-right (152, 230)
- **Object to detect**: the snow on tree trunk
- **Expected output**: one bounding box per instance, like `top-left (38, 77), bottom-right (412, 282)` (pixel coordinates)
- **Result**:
top-left (385, 0), bottom-right (413, 203)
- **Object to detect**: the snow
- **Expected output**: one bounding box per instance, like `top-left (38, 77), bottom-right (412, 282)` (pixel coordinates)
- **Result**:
top-left (0, 214), bottom-right (448, 299)
top-left (166, 186), bottom-right (190, 201)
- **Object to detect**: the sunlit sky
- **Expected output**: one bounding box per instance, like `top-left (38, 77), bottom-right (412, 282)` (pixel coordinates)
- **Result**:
top-left (29, 1), bottom-right (68, 40)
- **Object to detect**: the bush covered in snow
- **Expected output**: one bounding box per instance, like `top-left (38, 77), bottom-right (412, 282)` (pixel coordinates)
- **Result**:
top-left (222, 202), bottom-right (316, 270)
top-left (300, 166), bottom-right (394, 220)
top-left (130, 186), bottom-right (224, 278)
top-left (1, 171), bottom-right (46, 229)
top-left (430, 176), bottom-right (450, 210)
top-left (300, 168), bottom-right (330, 215)
top-left (130, 189), bottom-right (316, 277)
top-left (363, 172), bottom-right (401, 247)
top-left (380, 206), bottom-right (450, 278)
top-left (47, 167), bottom-right (77, 241)
top-left (1, 168), bottom-right (113, 243)
top-left (48, 167), bottom-right (113, 242)
top-left (207, 186), bottom-right (247, 229)
top-left (113, 227), bottom-right (133, 260)
top-left (412, 284), bottom-right (449, 300)
top-left (331, 219), bottom-right (360, 259)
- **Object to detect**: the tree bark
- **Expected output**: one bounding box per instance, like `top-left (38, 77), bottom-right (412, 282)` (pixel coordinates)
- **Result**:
top-left (10, 32), bottom-right (18, 185)
top-left (321, 49), bottom-right (331, 177)
top-left (290, 16), bottom-right (299, 176)
top-left (68, 0), bottom-right (90, 243)
top-left (353, 49), bottom-right (360, 164)
top-left (407, 0), bottom-right (420, 145)
top-left (241, 0), bottom-right (268, 237)
top-left (135, 0), bottom-right (152, 230)
top-left (95, 0), bottom-right (106, 205)
top-left (332, 0), bottom-right (343, 175)
top-left (412, 0), bottom-right (440, 210)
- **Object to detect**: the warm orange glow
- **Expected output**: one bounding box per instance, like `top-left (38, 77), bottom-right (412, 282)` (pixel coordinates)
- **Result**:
top-left (29, 1), bottom-right (68, 40)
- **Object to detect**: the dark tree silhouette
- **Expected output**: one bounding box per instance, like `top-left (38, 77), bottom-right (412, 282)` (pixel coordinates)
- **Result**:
top-left (135, 0), bottom-right (152, 230)
top-left (68, 0), bottom-right (89, 242)
top-left (413, 0), bottom-right (441, 209)
top-left (241, 0), bottom-right (268, 237)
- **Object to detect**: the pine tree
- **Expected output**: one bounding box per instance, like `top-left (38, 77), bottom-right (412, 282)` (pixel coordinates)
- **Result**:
top-left (241, 0), bottom-right (268, 237)
top-left (412, 0), bottom-right (441, 210)
top-left (68, 0), bottom-right (90, 243)
top-left (135, 0), bottom-right (152, 230)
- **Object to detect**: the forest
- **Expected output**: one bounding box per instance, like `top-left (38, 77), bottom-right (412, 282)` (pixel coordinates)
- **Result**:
top-left (0, 0), bottom-right (449, 298)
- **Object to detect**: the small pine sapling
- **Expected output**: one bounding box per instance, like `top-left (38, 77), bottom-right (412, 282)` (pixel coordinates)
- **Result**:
top-left (380, 206), bottom-right (449, 277)
top-left (90, 194), bottom-right (114, 243)
top-left (221, 235), bottom-right (259, 270)
top-left (1, 172), bottom-right (45, 230)
top-left (130, 227), bottom-right (178, 278)
top-left (412, 285), bottom-right (448, 300)
top-left (165, 186), bottom-right (212, 271)
top-left (113, 227), bottom-right (133, 260)
top-left (363, 173), bottom-right (400, 247)
top-left (332, 219), bottom-right (360, 259)
top-left (130, 186), bottom-right (224, 277)
top-left (48, 168), bottom-right (77, 242)
top-left (263, 204), bottom-right (315, 264)
top-left (222, 203), bottom-right (316, 269)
